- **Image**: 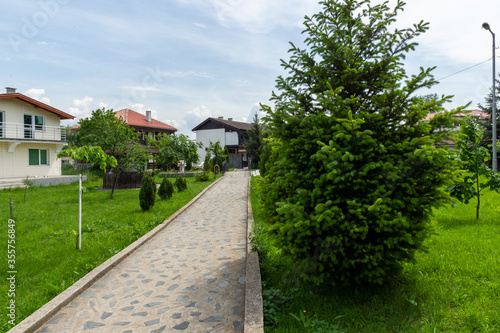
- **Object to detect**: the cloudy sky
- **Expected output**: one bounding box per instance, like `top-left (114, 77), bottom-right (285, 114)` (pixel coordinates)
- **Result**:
top-left (1, 0), bottom-right (499, 136)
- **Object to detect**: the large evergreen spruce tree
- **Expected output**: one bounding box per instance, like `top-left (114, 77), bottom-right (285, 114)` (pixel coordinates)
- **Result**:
top-left (260, 0), bottom-right (461, 286)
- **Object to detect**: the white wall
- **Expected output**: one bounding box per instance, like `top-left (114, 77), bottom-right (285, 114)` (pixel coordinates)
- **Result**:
top-left (225, 131), bottom-right (238, 146)
top-left (0, 98), bottom-right (61, 140)
top-left (195, 128), bottom-right (225, 164)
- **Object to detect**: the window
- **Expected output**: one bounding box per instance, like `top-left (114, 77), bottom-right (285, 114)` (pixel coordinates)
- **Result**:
top-left (29, 149), bottom-right (48, 166)
top-left (24, 115), bottom-right (45, 138)
top-left (35, 115), bottom-right (44, 130)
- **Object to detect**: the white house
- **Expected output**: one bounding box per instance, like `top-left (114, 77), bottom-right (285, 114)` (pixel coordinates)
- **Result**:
top-left (192, 116), bottom-right (251, 169)
top-left (0, 87), bottom-right (74, 179)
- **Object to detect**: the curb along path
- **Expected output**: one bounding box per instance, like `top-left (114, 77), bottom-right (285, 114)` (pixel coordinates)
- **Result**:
top-left (20, 171), bottom-right (250, 333)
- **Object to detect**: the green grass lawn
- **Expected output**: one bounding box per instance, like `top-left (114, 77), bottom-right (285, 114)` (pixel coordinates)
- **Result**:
top-left (250, 176), bottom-right (500, 333)
top-left (0, 175), bottom-right (216, 332)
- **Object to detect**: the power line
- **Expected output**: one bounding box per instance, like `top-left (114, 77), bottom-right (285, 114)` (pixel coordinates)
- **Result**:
top-left (437, 58), bottom-right (492, 81)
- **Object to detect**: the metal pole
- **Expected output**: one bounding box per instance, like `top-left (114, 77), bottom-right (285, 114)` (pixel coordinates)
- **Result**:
top-left (492, 31), bottom-right (497, 172)
top-left (78, 174), bottom-right (82, 250)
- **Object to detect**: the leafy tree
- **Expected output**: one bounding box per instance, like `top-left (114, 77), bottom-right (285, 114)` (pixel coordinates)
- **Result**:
top-left (245, 113), bottom-right (267, 170)
top-left (139, 173), bottom-right (156, 211)
top-left (209, 141), bottom-right (227, 168)
top-left (158, 177), bottom-right (174, 200)
top-left (448, 116), bottom-right (500, 219)
top-left (57, 146), bottom-right (117, 172)
top-left (478, 73), bottom-right (500, 153)
top-left (259, 0), bottom-right (462, 286)
top-left (149, 133), bottom-right (201, 170)
top-left (75, 108), bottom-right (151, 198)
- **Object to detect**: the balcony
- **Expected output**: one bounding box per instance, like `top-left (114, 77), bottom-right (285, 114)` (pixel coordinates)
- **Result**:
top-left (0, 122), bottom-right (67, 142)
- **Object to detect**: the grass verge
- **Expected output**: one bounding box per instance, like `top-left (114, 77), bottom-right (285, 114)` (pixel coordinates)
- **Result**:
top-left (250, 176), bottom-right (500, 332)
top-left (0, 175), bottom-right (216, 332)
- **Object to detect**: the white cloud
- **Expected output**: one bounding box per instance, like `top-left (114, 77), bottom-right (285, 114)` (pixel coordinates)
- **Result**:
top-left (24, 88), bottom-right (50, 104)
top-left (68, 96), bottom-right (94, 119)
top-left (177, 0), bottom-right (320, 33)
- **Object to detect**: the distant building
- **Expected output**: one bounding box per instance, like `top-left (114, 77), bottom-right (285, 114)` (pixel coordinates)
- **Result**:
top-left (424, 109), bottom-right (490, 149)
top-left (192, 116), bottom-right (251, 169)
top-left (114, 109), bottom-right (177, 144)
top-left (72, 109), bottom-right (177, 144)
top-left (0, 87), bottom-right (74, 179)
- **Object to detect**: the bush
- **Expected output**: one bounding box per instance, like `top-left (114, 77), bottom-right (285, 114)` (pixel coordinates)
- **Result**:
top-left (139, 174), bottom-right (156, 211)
top-left (259, 0), bottom-right (461, 286)
top-left (158, 177), bottom-right (174, 200)
top-left (196, 171), bottom-right (212, 182)
top-left (175, 177), bottom-right (187, 192)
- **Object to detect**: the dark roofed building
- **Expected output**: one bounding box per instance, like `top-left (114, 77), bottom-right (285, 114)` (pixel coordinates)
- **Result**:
top-left (192, 116), bottom-right (251, 169)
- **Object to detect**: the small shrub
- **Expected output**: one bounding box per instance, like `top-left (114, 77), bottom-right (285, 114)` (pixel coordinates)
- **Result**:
top-left (158, 178), bottom-right (174, 200)
top-left (196, 171), bottom-right (212, 182)
top-left (175, 177), bottom-right (187, 192)
top-left (262, 284), bottom-right (288, 328)
top-left (139, 174), bottom-right (156, 211)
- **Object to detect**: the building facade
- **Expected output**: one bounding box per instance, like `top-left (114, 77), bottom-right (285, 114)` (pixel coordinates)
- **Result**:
top-left (192, 116), bottom-right (251, 169)
top-left (0, 88), bottom-right (74, 179)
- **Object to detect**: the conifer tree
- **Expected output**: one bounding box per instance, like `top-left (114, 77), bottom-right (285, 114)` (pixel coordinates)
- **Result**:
top-left (260, 0), bottom-right (462, 286)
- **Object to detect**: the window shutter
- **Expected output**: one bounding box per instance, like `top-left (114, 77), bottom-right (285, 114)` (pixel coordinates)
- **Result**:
top-left (29, 149), bottom-right (39, 165)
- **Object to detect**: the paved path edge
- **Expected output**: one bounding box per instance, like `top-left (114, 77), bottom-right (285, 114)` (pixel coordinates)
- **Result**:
top-left (244, 175), bottom-right (265, 333)
top-left (8, 175), bottom-right (225, 333)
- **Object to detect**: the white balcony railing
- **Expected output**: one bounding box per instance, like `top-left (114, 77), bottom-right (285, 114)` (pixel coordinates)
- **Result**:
top-left (0, 122), bottom-right (66, 141)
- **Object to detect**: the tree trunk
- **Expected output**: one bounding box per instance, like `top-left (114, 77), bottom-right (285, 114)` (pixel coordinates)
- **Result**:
top-left (111, 172), bottom-right (119, 199)
top-left (476, 174), bottom-right (480, 220)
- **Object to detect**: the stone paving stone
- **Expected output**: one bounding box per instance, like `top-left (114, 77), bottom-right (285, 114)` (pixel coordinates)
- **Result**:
top-left (36, 171), bottom-right (249, 332)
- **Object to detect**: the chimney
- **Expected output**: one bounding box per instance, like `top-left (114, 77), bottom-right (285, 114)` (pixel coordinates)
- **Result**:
top-left (228, 118), bottom-right (233, 121)
top-left (218, 116), bottom-right (224, 120)
top-left (5, 87), bottom-right (16, 93)
top-left (146, 110), bottom-right (152, 123)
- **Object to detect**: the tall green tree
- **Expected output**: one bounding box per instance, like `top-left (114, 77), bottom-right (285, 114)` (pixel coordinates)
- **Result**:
top-left (245, 114), bottom-right (267, 170)
top-left (448, 116), bottom-right (500, 219)
top-left (478, 73), bottom-right (500, 154)
top-left (75, 108), bottom-right (151, 198)
top-left (260, 0), bottom-right (462, 286)
top-left (149, 133), bottom-right (201, 170)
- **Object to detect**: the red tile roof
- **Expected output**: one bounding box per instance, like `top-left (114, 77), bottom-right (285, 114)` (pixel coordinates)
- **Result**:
top-left (115, 109), bottom-right (177, 131)
top-left (423, 109), bottom-right (489, 122)
top-left (0, 93), bottom-right (74, 119)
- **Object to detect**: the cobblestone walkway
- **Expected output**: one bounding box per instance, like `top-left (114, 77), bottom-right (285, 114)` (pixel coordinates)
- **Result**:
top-left (36, 171), bottom-right (250, 333)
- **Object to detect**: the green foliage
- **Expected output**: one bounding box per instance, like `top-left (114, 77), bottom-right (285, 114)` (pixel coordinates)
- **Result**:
top-left (251, 174), bottom-right (500, 332)
top-left (175, 177), bottom-right (187, 192)
top-left (196, 171), bottom-right (212, 182)
top-left (74, 108), bottom-right (151, 198)
top-left (158, 177), bottom-right (174, 200)
top-left (148, 133), bottom-right (201, 170)
top-left (203, 151), bottom-right (212, 172)
top-left (260, 0), bottom-right (461, 286)
top-left (58, 146), bottom-right (117, 172)
top-left (290, 311), bottom-right (345, 333)
top-left (262, 284), bottom-right (289, 328)
top-left (448, 115), bottom-right (500, 219)
top-left (223, 146), bottom-right (230, 167)
top-left (478, 73), bottom-right (500, 150)
top-left (139, 174), bottom-right (156, 211)
top-left (245, 113), bottom-right (267, 170)
top-left (209, 141), bottom-right (227, 168)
